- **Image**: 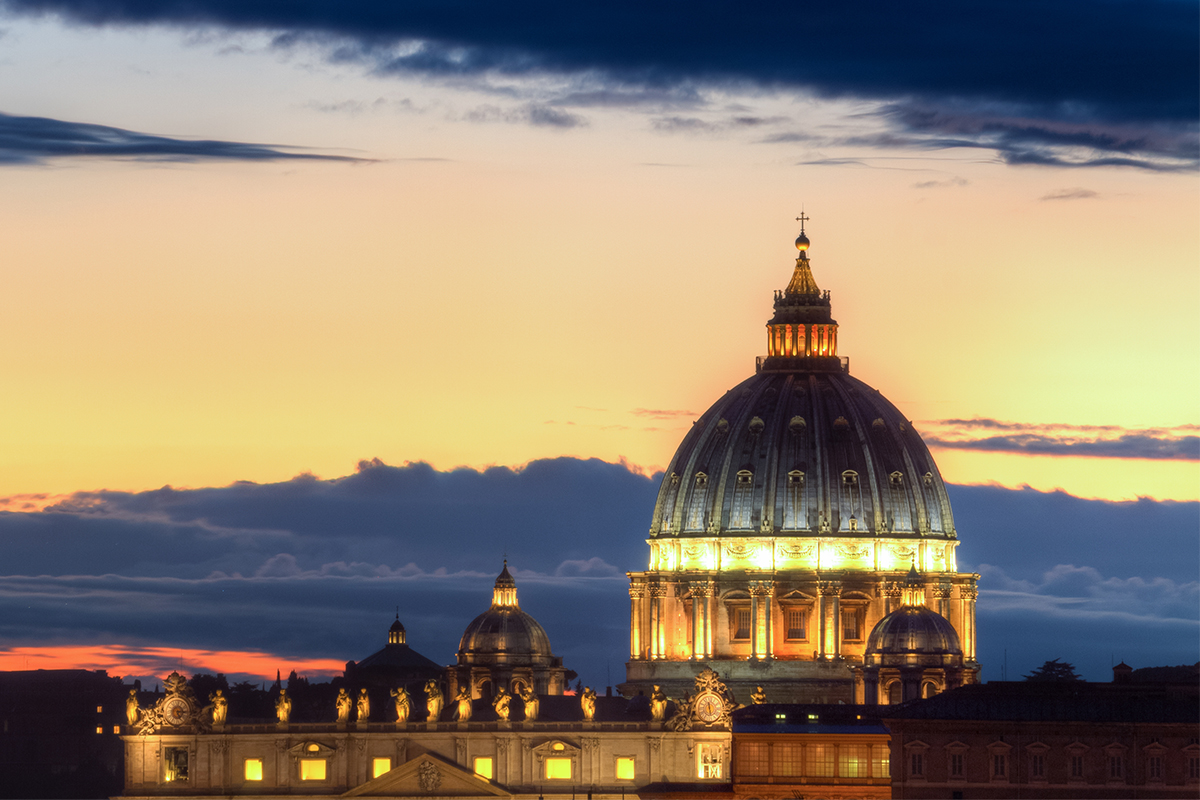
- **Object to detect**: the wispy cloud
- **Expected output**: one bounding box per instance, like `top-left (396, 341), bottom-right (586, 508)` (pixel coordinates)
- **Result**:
top-left (1041, 187), bottom-right (1100, 201)
top-left (631, 408), bottom-right (696, 420)
top-left (463, 103), bottom-right (586, 128)
top-left (0, 111), bottom-right (371, 166)
top-left (921, 419), bottom-right (1200, 461)
top-left (912, 176), bottom-right (968, 189)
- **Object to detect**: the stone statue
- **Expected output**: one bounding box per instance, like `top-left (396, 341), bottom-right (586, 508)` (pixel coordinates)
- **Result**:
top-left (518, 684), bottom-right (539, 721)
top-left (391, 687), bottom-right (411, 723)
top-left (210, 690), bottom-right (228, 725)
top-left (275, 689), bottom-right (291, 723)
top-left (357, 688), bottom-right (371, 722)
top-left (650, 684), bottom-right (668, 721)
top-left (492, 687), bottom-right (511, 721)
top-left (425, 679), bottom-right (443, 722)
top-left (751, 685), bottom-right (767, 705)
top-left (581, 687), bottom-right (597, 721)
top-left (335, 688), bottom-right (352, 723)
top-left (125, 689), bottom-right (140, 727)
top-left (454, 686), bottom-right (473, 721)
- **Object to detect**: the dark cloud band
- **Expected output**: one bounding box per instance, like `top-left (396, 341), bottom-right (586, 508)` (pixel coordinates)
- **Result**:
top-left (923, 419), bottom-right (1199, 461)
top-left (0, 112), bottom-right (369, 165)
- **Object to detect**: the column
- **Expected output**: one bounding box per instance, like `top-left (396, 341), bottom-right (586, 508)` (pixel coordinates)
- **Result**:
top-left (963, 586), bottom-right (978, 661)
top-left (932, 585), bottom-right (951, 618)
top-left (650, 584), bottom-right (666, 659)
top-left (629, 585), bottom-right (645, 659)
top-left (750, 581), bottom-right (774, 659)
top-left (817, 592), bottom-right (827, 658)
top-left (818, 581), bottom-right (841, 659)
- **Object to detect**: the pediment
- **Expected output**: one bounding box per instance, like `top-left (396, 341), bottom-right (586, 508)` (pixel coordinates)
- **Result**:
top-left (343, 752), bottom-right (511, 798)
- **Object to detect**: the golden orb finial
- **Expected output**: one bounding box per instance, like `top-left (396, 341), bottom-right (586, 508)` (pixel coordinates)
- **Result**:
top-left (795, 212), bottom-right (810, 251)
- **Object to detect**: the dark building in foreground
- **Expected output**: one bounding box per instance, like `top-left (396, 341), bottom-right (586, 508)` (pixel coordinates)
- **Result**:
top-left (0, 669), bottom-right (128, 798)
top-left (884, 669), bottom-right (1200, 799)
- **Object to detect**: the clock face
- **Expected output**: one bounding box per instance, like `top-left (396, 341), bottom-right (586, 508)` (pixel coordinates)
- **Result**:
top-left (163, 697), bottom-right (190, 726)
top-left (695, 692), bottom-right (723, 723)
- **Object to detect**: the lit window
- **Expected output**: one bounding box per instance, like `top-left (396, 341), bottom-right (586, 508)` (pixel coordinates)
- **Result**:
top-left (546, 757), bottom-right (572, 779)
top-left (737, 743), bottom-right (769, 777)
top-left (786, 608), bottom-right (807, 640)
top-left (300, 759), bottom-right (327, 781)
top-left (163, 747), bottom-right (189, 783)
top-left (698, 744), bottom-right (722, 779)
top-left (807, 744), bottom-right (834, 777)
top-left (307, 743), bottom-right (320, 752)
top-left (96, 705), bottom-right (103, 713)
top-left (373, 758), bottom-right (392, 778)
top-left (733, 608), bottom-right (751, 640)
top-left (112, 725), bottom-right (120, 734)
top-left (872, 745), bottom-right (890, 778)
top-left (615, 757), bottom-right (635, 780)
top-left (838, 745), bottom-right (868, 778)
top-left (95, 726), bottom-right (103, 734)
top-left (842, 608), bottom-right (862, 640)
top-left (473, 757), bottom-right (492, 780)
top-left (244, 759), bottom-right (263, 781)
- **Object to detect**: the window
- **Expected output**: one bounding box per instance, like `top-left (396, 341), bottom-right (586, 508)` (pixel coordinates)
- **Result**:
top-left (1030, 753), bottom-right (1045, 778)
top-left (96, 705), bottom-right (103, 713)
top-left (699, 744), bottom-right (722, 779)
top-left (992, 754), bottom-right (1007, 778)
top-left (949, 753), bottom-right (963, 777)
top-left (909, 752), bottom-right (924, 778)
top-left (473, 757), bottom-right (492, 780)
top-left (1147, 755), bottom-right (1162, 780)
top-left (244, 759), bottom-right (263, 781)
top-left (807, 744), bottom-right (834, 777)
top-left (839, 745), bottom-right (868, 778)
top-left (1070, 755), bottom-right (1084, 779)
top-left (373, 758), bottom-right (392, 778)
top-left (786, 608), bottom-right (807, 639)
top-left (1189, 755), bottom-right (1200, 780)
top-left (738, 743), bottom-right (769, 777)
top-left (300, 759), bottom-right (327, 781)
top-left (95, 726), bottom-right (103, 734)
top-left (774, 744), bottom-right (802, 777)
top-left (733, 609), bottom-right (751, 640)
top-left (872, 745), bottom-right (890, 778)
top-left (163, 747), bottom-right (189, 783)
top-left (842, 608), bottom-right (863, 640)
top-left (615, 757), bottom-right (635, 780)
top-left (546, 758), bottom-right (572, 780)
top-left (112, 725), bottom-right (120, 734)
top-left (1108, 756), bottom-right (1123, 780)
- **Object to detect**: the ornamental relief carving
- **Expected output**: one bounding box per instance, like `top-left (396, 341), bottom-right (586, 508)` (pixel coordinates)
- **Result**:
top-left (834, 543), bottom-right (871, 559)
top-left (777, 543), bottom-right (815, 559)
top-left (722, 542), bottom-right (757, 560)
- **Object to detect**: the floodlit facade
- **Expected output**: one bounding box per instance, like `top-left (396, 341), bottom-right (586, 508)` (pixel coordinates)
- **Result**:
top-left (623, 225), bottom-right (979, 703)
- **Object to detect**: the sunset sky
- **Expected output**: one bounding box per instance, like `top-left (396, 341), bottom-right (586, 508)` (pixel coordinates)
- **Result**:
top-left (0, 1), bottom-right (1195, 689)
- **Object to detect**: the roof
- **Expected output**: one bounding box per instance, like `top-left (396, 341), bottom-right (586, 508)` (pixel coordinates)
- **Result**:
top-left (733, 703), bottom-right (888, 735)
top-left (883, 681), bottom-right (1200, 724)
top-left (354, 643), bottom-right (442, 672)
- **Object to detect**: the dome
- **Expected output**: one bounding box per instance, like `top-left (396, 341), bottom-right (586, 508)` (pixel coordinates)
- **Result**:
top-left (865, 605), bottom-right (963, 661)
top-left (647, 226), bottom-right (957, 571)
top-left (458, 562), bottom-right (555, 666)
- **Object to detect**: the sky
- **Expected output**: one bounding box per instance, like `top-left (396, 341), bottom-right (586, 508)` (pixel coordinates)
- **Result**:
top-left (0, 0), bottom-right (1195, 690)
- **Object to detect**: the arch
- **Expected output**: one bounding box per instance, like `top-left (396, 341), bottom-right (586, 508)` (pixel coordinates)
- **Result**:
top-left (922, 680), bottom-right (939, 699)
top-left (886, 681), bottom-right (901, 705)
top-left (842, 470), bottom-right (859, 486)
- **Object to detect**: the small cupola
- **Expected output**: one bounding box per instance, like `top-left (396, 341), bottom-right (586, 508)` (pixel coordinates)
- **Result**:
top-left (388, 612), bottom-right (406, 645)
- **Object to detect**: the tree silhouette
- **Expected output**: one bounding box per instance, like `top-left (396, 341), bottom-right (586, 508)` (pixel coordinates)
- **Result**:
top-left (1023, 659), bottom-right (1081, 681)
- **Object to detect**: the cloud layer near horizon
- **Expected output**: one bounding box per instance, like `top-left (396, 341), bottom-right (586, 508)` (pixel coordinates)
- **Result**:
top-left (3, 0), bottom-right (1195, 171)
top-left (0, 457), bottom-right (1194, 685)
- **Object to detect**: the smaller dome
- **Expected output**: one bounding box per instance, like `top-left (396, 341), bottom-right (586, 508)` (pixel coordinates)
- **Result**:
top-left (865, 605), bottom-right (962, 660)
top-left (388, 613), bottom-right (406, 644)
top-left (458, 562), bottom-right (555, 665)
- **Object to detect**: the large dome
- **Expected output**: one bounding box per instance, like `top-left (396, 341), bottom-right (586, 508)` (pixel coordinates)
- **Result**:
top-left (650, 369), bottom-right (956, 541)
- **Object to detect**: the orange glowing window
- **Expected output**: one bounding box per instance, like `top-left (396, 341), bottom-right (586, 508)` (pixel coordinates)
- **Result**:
top-left (373, 758), bottom-right (392, 778)
top-left (244, 759), bottom-right (263, 781)
top-left (474, 757), bottom-right (493, 779)
top-left (616, 757), bottom-right (635, 780)
top-left (300, 759), bottom-right (326, 781)
top-left (546, 757), bottom-right (572, 779)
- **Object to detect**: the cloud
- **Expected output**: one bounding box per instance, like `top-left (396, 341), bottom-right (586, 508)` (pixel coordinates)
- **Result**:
top-left (3, 0), bottom-right (1194, 171)
top-left (463, 103), bottom-right (586, 128)
top-left (922, 419), bottom-right (1199, 461)
top-left (631, 408), bottom-right (696, 420)
top-left (0, 111), bottom-right (371, 166)
top-left (1040, 187), bottom-right (1100, 201)
top-left (912, 176), bottom-right (968, 189)
top-left (0, 458), bottom-right (1195, 685)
